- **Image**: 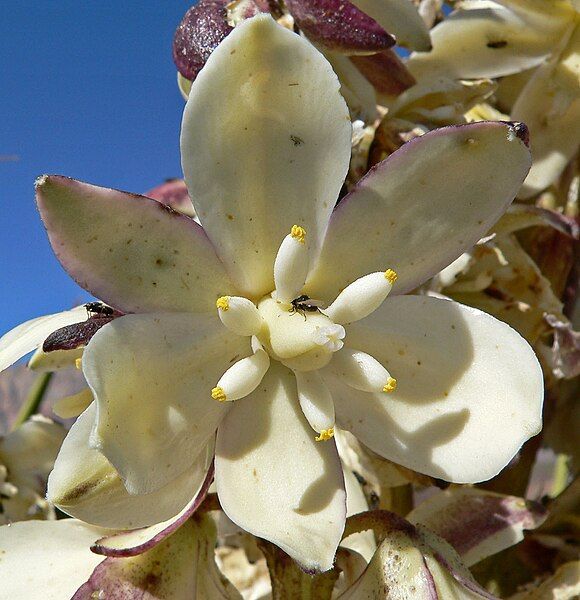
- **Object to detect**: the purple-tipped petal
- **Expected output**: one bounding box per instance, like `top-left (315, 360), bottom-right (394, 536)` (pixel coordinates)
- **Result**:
top-left (307, 121), bottom-right (532, 302)
top-left (43, 316), bottom-right (116, 352)
top-left (145, 179), bottom-right (195, 217)
top-left (341, 510), bottom-right (499, 599)
top-left (75, 514), bottom-right (240, 600)
top-left (173, 0), bottom-right (233, 81)
top-left (408, 488), bottom-right (547, 567)
top-left (350, 49), bottom-right (415, 97)
top-left (286, 0), bottom-right (395, 54)
top-left (91, 463), bottom-right (214, 557)
top-left (36, 175), bottom-right (236, 314)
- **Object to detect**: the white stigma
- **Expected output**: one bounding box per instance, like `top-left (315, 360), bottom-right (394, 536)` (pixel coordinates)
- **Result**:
top-left (216, 296), bottom-right (263, 337)
top-left (273, 225), bottom-right (310, 304)
top-left (312, 324), bottom-right (346, 352)
top-left (324, 269), bottom-right (397, 324)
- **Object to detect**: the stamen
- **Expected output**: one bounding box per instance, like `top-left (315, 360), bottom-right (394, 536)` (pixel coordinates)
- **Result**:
top-left (384, 269), bottom-right (398, 284)
top-left (216, 296), bottom-right (230, 311)
top-left (75, 358), bottom-right (82, 370)
top-left (315, 428), bottom-right (334, 442)
top-left (211, 386), bottom-right (227, 402)
top-left (295, 370), bottom-right (335, 434)
top-left (212, 346), bottom-right (270, 402)
top-left (216, 296), bottom-right (263, 337)
top-left (329, 348), bottom-right (396, 394)
top-left (291, 224), bottom-right (306, 243)
top-left (325, 270), bottom-right (397, 324)
top-left (273, 225), bottom-right (310, 304)
top-left (383, 377), bottom-right (397, 393)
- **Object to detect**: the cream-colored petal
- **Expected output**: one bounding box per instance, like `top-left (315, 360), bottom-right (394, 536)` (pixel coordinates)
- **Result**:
top-left (52, 388), bottom-right (93, 419)
top-left (215, 363), bottom-right (346, 572)
top-left (351, 0), bottom-right (432, 51)
top-left (307, 122), bottom-right (531, 301)
top-left (84, 313), bottom-right (248, 494)
top-left (28, 345), bottom-right (84, 372)
top-left (0, 520), bottom-right (107, 600)
top-left (515, 25), bottom-right (580, 197)
top-left (181, 15), bottom-right (351, 298)
top-left (36, 176), bottom-right (235, 314)
top-left (328, 296), bottom-right (544, 483)
top-left (0, 306), bottom-right (86, 373)
top-left (341, 467), bottom-right (376, 562)
top-left (48, 403), bottom-right (214, 530)
top-left (408, 1), bottom-right (571, 80)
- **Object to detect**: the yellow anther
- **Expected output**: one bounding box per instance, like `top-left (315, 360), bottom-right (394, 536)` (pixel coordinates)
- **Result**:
top-left (384, 269), bottom-right (398, 284)
top-left (216, 296), bottom-right (230, 311)
top-left (383, 377), bottom-right (397, 393)
top-left (75, 358), bottom-right (83, 370)
top-left (211, 387), bottom-right (227, 402)
top-left (290, 225), bottom-right (306, 243)
top-left (315, 427), bottom-right (335, 442)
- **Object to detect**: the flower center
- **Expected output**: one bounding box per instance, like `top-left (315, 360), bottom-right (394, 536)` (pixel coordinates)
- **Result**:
top-left (210, 225), bottom-right (399, 441)
top-left (256, 295), bottom-right (340, 371)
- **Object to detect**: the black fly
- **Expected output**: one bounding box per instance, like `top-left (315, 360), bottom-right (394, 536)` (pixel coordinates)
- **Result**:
top-left (85, 302), bottom-right (115, 318)
top-left (289, 295), bottom-right (324, 319)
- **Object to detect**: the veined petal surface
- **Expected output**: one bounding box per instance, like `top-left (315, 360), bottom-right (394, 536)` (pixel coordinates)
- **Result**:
top-left (407, 2), bottom-right (570, 79)
top-left (181, 15), bottom-right (351, 299)
top-left (408, 488), bottom-right (547, 566)
top-left (215, 363), bottom-right (346, 572)
top-left (0, 520), bottom-right (107, 600)
top-left (351, 0), bottom-right (432, 51)
top-left (48, 404), bottom-right (213, 530)
top-left (307, 122), bottom-right (531, 302)
top-left (84, 313), bottom-right (248, 494)
top-left (0, 305), bottom-right (86, 373)
top-left (328, 296), bottom-right (543, 483)
top-left (36, 175), bottom-right (235, 314)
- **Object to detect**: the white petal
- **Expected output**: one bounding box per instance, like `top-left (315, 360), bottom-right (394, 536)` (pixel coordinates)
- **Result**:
top-left (28, 345), bottom-right (84, 372)
top-left (341, 467), bottom-right (376, 562)
top-left (306, 121), bottom-right (531, 302)
top-left (84, 313), bottom-right (248, 494)
top-left (515, 26), bottom-right (580, 197)
top-left (328, 295), bottom-right (544, 483)
top-left (408, 2), bottom-right (571, 79)
top-left (273, 226), bottom-right (310, 304)
top-left (295, 370), bottom-right (335, 433)
top-left (350, 0), bottom-right (432, 51)
top-left (52, 388), bottom-right (93, 419)
top-left (217, 295), bottom-right (264, 337)
top-left (0, 306), bottom-right (86, 374)
top-left (214, 348), bottom-right (270, 402)
top-left (328, 347), bottom-right (395, 394)
top-left (325, 270), bottom-right (396, 324)
top-left (0, 520), bottom-right (107, 600)
top-left (48, 403), bottom-right (214, 529)
top-left (181, 15), bottom-right (351, 298)
top-left (215, 363), bottom-right (346, 572)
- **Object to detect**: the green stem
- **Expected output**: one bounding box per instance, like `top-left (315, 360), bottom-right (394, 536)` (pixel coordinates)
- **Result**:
top-left (11, 372), bottom-right (53, 431)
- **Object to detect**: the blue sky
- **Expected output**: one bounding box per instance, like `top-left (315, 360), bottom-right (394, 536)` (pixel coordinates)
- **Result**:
top-left (0, 2), bottom-right (193, 334)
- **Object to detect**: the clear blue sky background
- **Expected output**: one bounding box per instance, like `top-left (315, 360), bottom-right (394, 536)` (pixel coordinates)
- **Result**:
top-left (0, 2), bottom-right (193, 335)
